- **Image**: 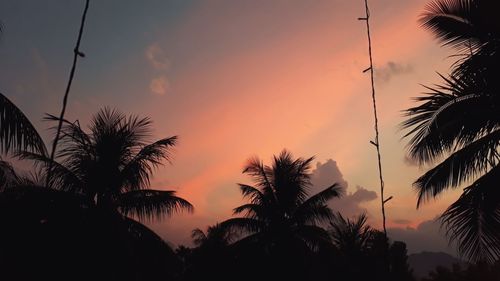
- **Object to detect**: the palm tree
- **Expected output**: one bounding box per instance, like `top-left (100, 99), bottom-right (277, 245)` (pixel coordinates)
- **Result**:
top-left (11, 108), bottom-right (193, 279)
top-left (328, 214), bottom-right (415, 280)
top-left (20, 107), bottom-right (193, 220)
top-left (329, 213), bottom-right (377, 279)
top-left (329, 213), bottom-right (374, 257)
top-left (402, 0), bottom-right (500, 263)
top-left (219, 150), bottom-right (340, 280)
top-left (221, 150), bottom-right (341, 253)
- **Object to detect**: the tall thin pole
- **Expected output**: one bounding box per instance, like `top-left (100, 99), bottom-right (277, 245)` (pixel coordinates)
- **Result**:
top-left (46, 0), bottom-right (90, 187)
top-left (359, 0), bottom-right (390, 237)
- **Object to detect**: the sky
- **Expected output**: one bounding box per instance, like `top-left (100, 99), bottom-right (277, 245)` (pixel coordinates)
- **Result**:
top-left (0, 0), bottom-right (465, 255)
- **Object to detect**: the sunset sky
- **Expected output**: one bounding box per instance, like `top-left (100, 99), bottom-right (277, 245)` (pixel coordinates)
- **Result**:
top-left (0, 0), bottom-right (464, 254)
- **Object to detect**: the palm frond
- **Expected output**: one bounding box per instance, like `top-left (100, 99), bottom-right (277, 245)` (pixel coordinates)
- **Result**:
top-left (16, 151), bottom-right (83, 192)
top-left (451, 41), bottom-right (500, 78)
top-left (121, 136), bottom-right (177, 192)
top-left (0, 159), bottom-right (19, 190)
top-left (441, 164), bottom-right (500, 264)
top-left (121, 216), bottom-right (174, 255)
top-left (0, 184), bottom-right (89, 220)
top-left (90, 107), bottom-right (126, 138)
top-left (420, 0), bottom-right (477, 49)
top-left (122, 113), bottom-right (153, 148)
top-left (219, 217), bottom-right (263, 237)
top-left (44, 114), bottom-right (92, 160)
top-left (295, 224), bottom-right (331, 252)
top-left (233, 203), bottom-right (264, 218)
top-left (296, 204), bottom-right (336, 226)
top-left (242, 156), bottom-right (275, 201)
top-left (272, 150), bottom-right (313, 210)
top-left (402, 73), bottom-right (497, 164)
top-left (294, 183), bottom-right (341, 224)
top-left (299, 183), bottom-right (342, 208)
top-left (118, 189), bottom-right (193, 222)
top-left (421, 0), bottom-right (500, 51)
top-left (290, 154), bottom-right (315, 205)
top-left (237, 184), bottom-right (266, 204)
top-left (330, 213), bottom-right (374, 254)
top-left (415, 129), bottom-right (500, 206)
top-left (192, 223), bottom-right (235, 247)
top-left (191, 228), bottom-right (207, 246)
top-left (0, 93), bottom-right (46, 155)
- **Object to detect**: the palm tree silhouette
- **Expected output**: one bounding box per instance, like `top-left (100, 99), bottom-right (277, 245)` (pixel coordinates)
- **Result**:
top-left (402, 0), bottom-right (500, 263)
top-left (21, 107), bottom-right (193, 220)
top-left (4, 107), bottom-right (193, 279)
top-left (219, 150), bottom-right (340, 281)
top-left (222, 150), bottom-right (340, 250)
top-left (329, 213), bottom-right (373, 258)
top-left (329, 213), bottom-right (378, 280)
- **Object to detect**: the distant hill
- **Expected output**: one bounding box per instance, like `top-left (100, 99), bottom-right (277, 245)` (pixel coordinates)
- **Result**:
top-left (408, 251), bottom-right (465, 280)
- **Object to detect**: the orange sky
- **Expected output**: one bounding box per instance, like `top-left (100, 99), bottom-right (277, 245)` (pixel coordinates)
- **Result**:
top-left (0, 0), bottom-right (465, 253)
top-left (144, 0), bottom-right (462, 247)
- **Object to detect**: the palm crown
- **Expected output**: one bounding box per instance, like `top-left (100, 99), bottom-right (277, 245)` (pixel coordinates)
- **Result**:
top-left (22, 107), bottom-right (193, 221)
top-left (222, 150), bottom-right (341, 251)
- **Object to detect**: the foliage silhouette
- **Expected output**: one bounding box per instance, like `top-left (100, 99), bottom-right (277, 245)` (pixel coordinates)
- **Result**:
top-left (402, 0), bottom-right (500, 263)
top-left (221, 150), bottom-right (341, 249)
top-left (20, 107), bottom-right (193, 220)
top-left (325, 213), bottom-right (415, 281)
top-left (0, 107), bottom-right (192, 280)
top-left (179, 224), bottom-right (237, 281)
top-left (330, 213), bottom-right (374, 257)
top-left (0, 93), bottom-right (46, 155)
top-left (423, 261), bottom-right (500, 281)
top-left (214, 150), bottom-right (341, 280)
top-left (328, 213), bottom-right (378, 280)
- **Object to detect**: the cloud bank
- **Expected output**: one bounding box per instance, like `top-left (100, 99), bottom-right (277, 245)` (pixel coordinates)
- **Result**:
top-left (310, 159), bottom-right (377, 218)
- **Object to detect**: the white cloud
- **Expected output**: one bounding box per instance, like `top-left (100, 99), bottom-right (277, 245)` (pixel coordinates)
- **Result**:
top-left (145, 43), bottom-right (171, 96)
top-left (149, 76), bottom-right (170, 96)
top-left (145, 43), bottom-right (170, 70)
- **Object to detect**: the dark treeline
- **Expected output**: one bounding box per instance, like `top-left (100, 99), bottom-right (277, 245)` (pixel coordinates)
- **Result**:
top-left (0, 131), bottom-right (415, 280)
top-left (177, 151), bottom-right (414, 281)
top-left (423, 262), bottom-right (500, 281)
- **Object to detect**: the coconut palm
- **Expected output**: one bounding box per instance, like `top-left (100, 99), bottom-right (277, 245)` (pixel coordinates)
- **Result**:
top-left (329, 213), bottom-right (376, 279)
top-left (0, 107), bottom-right (191, 279)
top-left (221, 150), bottom-right (341, 252)
top-left (402, 0), bottom-right (500, 263)
top-left (20, 107), bottom-right (193, 221)
top-left (329, 213), bottom-right (374, 257)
